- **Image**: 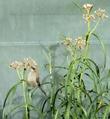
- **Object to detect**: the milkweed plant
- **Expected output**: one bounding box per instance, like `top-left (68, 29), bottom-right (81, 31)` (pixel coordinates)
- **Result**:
top-left (2, 3), bottom-right (110, 119)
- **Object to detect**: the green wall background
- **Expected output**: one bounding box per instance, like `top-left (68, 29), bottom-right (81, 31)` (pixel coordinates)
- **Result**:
top-left (0, 0), bottom-right (110, 108)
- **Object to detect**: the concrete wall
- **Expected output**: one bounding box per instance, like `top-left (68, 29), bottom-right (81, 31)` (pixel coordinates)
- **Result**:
top-left (0, 0), bottom-right (110, 108)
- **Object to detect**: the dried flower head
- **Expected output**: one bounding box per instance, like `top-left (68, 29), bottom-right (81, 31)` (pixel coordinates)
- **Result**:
top-left (10, 57), bottom-right (38, 71)
top-left (10, 61), bottom-right (24, 69)
top-left (83, 4), bottom-right (93, 14)
top-left (95, 8), bottom-right (108, 19)
top-left (23, 57), bottom-right (38, 69)
top-left (63, 37), bottom-right (73, 47)
top-left (83, 14), bottom-right (95, 22)
top-left (75, 37), bottom-right (86, 49)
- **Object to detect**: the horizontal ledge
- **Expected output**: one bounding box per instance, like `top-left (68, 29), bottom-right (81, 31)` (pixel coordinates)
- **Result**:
top-left (0, 41), bottom-right (109, 46)
top-left (9, 13), bottom-right (80, 16)
top-left (0, 41), bottom-right (57, 46)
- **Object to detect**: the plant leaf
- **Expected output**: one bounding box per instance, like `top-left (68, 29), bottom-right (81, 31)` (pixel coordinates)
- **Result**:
top-left (92, 33), bottom-right (106, 71)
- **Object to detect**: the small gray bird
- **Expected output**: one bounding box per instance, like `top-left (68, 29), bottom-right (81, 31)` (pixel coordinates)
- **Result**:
top-left (27, 66), bottom-right (46, 96)
top-left (27, 66), bottom-right (39, 87)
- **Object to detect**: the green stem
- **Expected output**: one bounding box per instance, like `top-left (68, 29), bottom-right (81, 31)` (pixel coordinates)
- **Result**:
top-left (16, 69), bottom-right (22, 80)
top-left (90, 19), bottom-right (100, 35)
top-left (64, 58), bottom-right (76, 118)
top-left (16, 69), bottom-right (29, 119)
top-left (65, 102), bottom-right (71, 119)
top-left (85, 19), bottom-right (102, 93)
top-left (22, 69), bottom-right (29, 119)
top-left (77, 20), bottom-right (91, 104)
top-left (85, 19), bottom-right (100, 58)
top-left (77, 18), bottom-right (100, 104)
top-left (48, 51), bottom-right (55, 117)
top-left (22, 81), bottom-right (29, 119)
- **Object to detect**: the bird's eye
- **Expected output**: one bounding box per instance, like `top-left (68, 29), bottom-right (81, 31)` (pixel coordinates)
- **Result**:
top-left (31, 66), bottom-right (36, 70)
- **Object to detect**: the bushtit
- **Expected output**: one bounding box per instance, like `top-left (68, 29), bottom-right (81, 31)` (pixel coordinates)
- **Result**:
top-left (27, 66), bottom-right (46, 96)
